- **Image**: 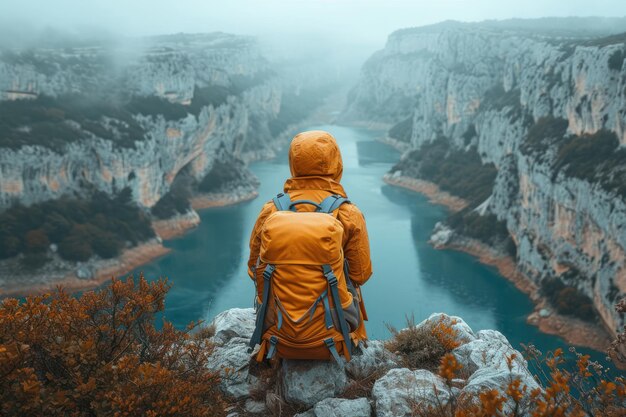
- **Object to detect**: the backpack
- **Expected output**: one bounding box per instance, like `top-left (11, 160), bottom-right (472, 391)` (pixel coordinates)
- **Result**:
top-left (249, 192), bottom-right (359, 362)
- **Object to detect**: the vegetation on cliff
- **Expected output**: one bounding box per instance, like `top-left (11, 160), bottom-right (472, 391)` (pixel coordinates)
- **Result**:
top-left (0, 94), bottom-right (147, 150)
top-left (0, 72), bottom-right (272, 151)
top-left (0, 276), bottom-right (225, 417)
top-left (386, 315), bottom-right (463, 372)
top-left (0, 188), bottom-right (154, 266)
top-left (391, 138), bottom-right (517, 255)
top-left (410, 345), bottom-right (626, 417)
top-left (388, 117), bottom-right (413, 144)
top-left (446, 210), bottom-right (517, 257)
top-left (268, 86), bottom-right (332, 137)
top-left (521, 116), bottom-right (626, 199)
top-left (541, 276), bottom-right (598, 322)
top-left (391, 137), bottom-right (498, 206)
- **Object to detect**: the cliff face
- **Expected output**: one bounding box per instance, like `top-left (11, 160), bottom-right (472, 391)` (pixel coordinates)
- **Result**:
top-left (0, 33), bottom-right (281, 210)
top-left (344, 20), bottom-right (626, 334)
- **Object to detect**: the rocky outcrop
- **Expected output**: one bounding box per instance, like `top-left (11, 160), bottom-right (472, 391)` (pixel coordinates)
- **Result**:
top-left (0, 33), bottom-right (280, 211)
top-left (344, 19), bottom-right (626, 335)
top-left (207, 308), bottom-right (540, 417)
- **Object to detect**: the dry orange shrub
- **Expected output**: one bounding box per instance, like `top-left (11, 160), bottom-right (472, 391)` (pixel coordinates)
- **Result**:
top-left (431, 317), bottom-right (461, 351)
top-left (0, 275), bottom-right (226, 417)
top-left (412, 346), bottom-right (626, 417)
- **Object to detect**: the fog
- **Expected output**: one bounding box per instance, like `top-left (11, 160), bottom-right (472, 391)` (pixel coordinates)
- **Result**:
top-left (1, 0), bottom-right (625, 48)
top-left (1, 0), bottom-right (624, 90)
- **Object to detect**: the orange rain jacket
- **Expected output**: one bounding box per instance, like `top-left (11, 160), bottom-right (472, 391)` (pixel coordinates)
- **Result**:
top-left (247, 130), bottom-right (373, 340)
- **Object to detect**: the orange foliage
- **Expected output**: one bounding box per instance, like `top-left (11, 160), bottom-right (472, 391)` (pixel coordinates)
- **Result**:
top-left (412, 346), bottom-right (626, 417)
top-left (439, 353), bottom-right (463, 382)
top-left (0, 276), bottom-right (226, 417)
top-left (431, 316), bottom-right (461, 351)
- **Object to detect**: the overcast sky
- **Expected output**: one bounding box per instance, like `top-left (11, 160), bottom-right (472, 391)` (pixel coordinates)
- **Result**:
top-left (1, 0), bottom-right (625, 48)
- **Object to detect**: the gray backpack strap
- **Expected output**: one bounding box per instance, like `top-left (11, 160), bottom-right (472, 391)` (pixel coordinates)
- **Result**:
top-left (324, 338), bottom-right (342, 363)
top-left (322, 264), bottom-right (353, 358)
top-left (318, 195), bottom-right (351, 214)
top-left (249, 264), bottom-right (276, 349)
top-left (272, 193), bottom-right (292, 211)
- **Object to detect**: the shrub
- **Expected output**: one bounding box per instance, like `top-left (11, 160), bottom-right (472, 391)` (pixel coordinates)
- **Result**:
top-left (0, 189), bottom-right (154, 264)
top-left (198, 159), bottom-right (245, 193)
top-left (480, 84), bottom-right (522, 116)
top-left (268, 87), bottom-right (332, 137)
top-left (151, 186), bottom-right (192, 219)
top-left (541, 277), bottom-right (597, 321)
top-left (553, 130), bottom-right (626, 198)
top-left (0, 276), bottom-right (226, 417)
top-left (388, 117), bottom-right (413, 143)
top-left (411, 346), bottom-right (626, 417)
top-left (20, 253), bottom-right (50, 270)
top-left (521, 119), bottom-right (626, 199)
top-left (608, 49), bottom-right (624, 71)
top-left (608, 299), bottom-right (626, 368)
top-left (0, 94), bottom-right (147, 151)
top-left (445, 210), bottom-right (515, 255)
top-left (58, 226), bottom-right (95, 261)
top-left (125, 95), bottom-right (189, 121)
top-left (386, 315), bottom-right (459, 371)
top-left (520, 116), bottom-right (569, 155)
top-left (24, 229), bottom-right (49, 253)
top-left (391, 137), bottom-right (498, 206)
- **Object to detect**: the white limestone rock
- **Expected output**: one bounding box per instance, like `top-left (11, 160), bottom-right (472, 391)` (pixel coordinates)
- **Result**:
top-left (206, 308), bottom-right (257, 399)
top-left (210, 307), bottom-right (255, 346)
top-left (345, 340), bottom-right (399, 379)
top-left (206, 336), bottom-right (257, 399)
top-left (429, 222), bottom-right (454, 248)
top-left (372, 368), bottom-right (452, 417)
top-left (417, 313), bottom-right (477, 345)
top-left (453, 329), bottom-right (530, 376)
top-left (313, 397), bottom-right (371, 417)
top-left (281, 359), bottom-right (348, 407)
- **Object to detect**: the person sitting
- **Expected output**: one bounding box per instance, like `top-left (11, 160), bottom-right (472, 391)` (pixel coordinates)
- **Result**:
top-left (247, 130), bottom-right (372, 362)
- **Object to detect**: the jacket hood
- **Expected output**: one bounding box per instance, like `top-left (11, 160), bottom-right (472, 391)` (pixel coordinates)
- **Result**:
top-left (288, 130), bottom-right (343, 182)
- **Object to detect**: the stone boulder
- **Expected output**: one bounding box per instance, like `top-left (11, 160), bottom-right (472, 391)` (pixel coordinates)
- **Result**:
top-left (453, 329), bottom-right (541, 413)
top-left (345, 340), bottom-right (399, 379)
top-left (417, 312), bottom-right (477, 345)
top-left (207, 308), bottom-right (258, 399)
top-left (210, 308), bottom-right (256, 345)
top-left (313, 397), bottom-right (372, 417)
top-left (281, 359), bottom-right (348, 407)
top-left (372, 368), bottom-right (452, 417)
top-left (453, 329), bottom-right (533, 377)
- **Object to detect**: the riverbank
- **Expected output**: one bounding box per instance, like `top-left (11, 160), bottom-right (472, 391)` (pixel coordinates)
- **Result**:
top-left (383, 174), bottom-right (469, 213)
top-left (434, 235), bottom-right (612, 352)
top-left (0, 188), bottom-right (261, 298)
top-left (377, 135), bottom-right (411, 153)
top-left (385, 173), bottom-right (613, 353)
top-left (0, 239), bottom-right (171, 297)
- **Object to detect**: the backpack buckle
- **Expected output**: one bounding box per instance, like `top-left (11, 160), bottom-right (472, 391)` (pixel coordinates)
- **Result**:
top-left (267, 335), bottom-right (279, 359)
top-left (324, 338), bottom-right (342, 363)
top-left (263, 264), bottom-right (276, 281)
top-left (322, 264), bottom-right (337, 286)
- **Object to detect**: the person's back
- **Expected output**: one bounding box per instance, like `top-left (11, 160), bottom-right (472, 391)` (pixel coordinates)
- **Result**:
top-left (247, 130), bottom-right (372, 362)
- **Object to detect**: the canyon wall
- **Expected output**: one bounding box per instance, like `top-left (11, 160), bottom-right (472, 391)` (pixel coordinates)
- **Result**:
top-left (0, 33), bottom-right (281, 210)
top-left (344, 20), bottom-right (626, 334)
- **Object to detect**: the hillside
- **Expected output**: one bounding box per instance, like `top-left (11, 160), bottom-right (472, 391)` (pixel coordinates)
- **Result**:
top-left (342, 18), bottom-right (626, 337)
